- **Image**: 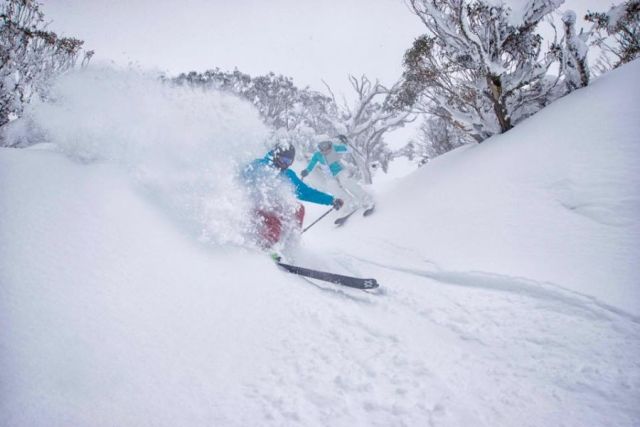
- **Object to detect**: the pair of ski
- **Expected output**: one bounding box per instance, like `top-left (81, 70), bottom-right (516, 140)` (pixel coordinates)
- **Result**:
top-left (334, 205), bottom-right (375, 227)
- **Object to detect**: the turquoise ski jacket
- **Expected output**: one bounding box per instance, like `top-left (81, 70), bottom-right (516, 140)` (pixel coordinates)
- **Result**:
top-left (303, 143), bottom-right (349, 177)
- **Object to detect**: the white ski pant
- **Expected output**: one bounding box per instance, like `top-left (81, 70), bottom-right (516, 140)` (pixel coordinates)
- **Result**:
top-left (335, 173), bottom-right (373, 210)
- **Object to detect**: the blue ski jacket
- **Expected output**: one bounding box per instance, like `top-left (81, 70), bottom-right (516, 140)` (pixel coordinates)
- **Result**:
top-left (243, 152), bottom-right (335, 206)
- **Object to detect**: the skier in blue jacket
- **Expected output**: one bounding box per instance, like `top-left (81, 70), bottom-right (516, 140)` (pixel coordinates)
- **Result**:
top-left (243, 143), bottom-right (343, 248)
top-left (301, 135), bottom-right (374, 211)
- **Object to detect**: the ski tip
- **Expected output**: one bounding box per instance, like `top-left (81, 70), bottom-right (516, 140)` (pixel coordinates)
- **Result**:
top-left (334, 217), bottom-right (349, 226)
top-left (334, 209), bottom-right (358, 226)
top-left (362, 279), bottom-right (379, 289)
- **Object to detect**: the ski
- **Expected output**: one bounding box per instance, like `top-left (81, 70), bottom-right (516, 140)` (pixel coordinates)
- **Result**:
top-left (277, 262), bottom-right (379, 290)
top-left (334, 205), bottom-right (374, 226)
top-left (363, 204), bottom-right (375, 217)
top-left (334, 209), bottom-right (358, 226)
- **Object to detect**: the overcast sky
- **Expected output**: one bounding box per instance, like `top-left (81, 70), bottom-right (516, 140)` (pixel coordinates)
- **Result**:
top-left (42, 0), bottom-right (612, 98)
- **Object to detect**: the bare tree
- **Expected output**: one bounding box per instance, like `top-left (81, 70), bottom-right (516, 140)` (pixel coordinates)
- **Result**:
top-left (326, 75), bottom-right (413, 183)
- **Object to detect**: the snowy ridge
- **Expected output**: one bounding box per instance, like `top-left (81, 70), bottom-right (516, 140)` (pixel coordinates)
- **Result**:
top-left (1, 61), bottom-right (640, 426)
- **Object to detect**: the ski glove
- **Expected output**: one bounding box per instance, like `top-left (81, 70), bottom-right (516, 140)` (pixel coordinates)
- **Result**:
top-left (300, 169), bottom-right (309, 178)
top-left (332, 198), bottom-right (344, 210)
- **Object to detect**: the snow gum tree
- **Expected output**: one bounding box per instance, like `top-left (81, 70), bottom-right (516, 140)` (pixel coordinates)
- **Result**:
top-left (0, 0), bottom-right (90, 136)
top-left (396, 0), bottom-right (564, 143)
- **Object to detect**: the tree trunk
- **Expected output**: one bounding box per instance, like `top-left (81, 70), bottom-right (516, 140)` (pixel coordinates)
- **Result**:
top-left (487, 75), bottom-right (512, 134)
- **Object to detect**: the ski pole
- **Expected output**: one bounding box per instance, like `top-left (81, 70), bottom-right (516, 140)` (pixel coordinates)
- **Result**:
top-left (302, 206), bottom-right (334, 234)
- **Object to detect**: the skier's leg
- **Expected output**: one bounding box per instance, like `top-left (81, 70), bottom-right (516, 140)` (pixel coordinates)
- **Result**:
top-left (295, 204), bottom-right (305, 229)
top-left (333, 175), bottom-right (359, 210)
top-left (272, 204), bottom-right (305, 259)
top-left (336, 174), bottom-right (373, 208)
top-left (256, 209), bottom-right (281, 248)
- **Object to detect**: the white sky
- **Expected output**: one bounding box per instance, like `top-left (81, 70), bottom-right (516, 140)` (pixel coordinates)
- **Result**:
top-left (42, 0), bottom-right (424, 97)
top-left (41, 0), bottom-right (612, 97)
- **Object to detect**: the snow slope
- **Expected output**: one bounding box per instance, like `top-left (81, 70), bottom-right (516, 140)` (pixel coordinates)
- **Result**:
top-left (313, 59), bottom-right (640, 317)
top-left (1, 62), bottom-right (639, 426)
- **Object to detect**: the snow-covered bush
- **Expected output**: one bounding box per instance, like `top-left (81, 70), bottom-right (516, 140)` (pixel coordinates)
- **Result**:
top-left (0, 0), bottom-right (90, 139)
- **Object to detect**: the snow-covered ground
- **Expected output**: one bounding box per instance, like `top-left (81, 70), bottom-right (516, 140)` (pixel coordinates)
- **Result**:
top-left (1, 61), bottom-right (639, 426)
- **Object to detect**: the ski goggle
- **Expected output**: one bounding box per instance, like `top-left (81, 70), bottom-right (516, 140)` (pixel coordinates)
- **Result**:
top-left (275, 154), bottom-right (294, 168)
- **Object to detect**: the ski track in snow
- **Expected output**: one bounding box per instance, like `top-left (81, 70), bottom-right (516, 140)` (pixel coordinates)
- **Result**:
top-left (295, 246), bottom-right (640, 427)
top-left (242, 279), bottom-right (476, 426)
top-left (351, 252), bottom-right (640, 325)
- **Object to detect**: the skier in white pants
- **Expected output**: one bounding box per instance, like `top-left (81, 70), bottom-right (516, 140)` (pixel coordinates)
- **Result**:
top-left (300, 136), bottom-right (374, 212)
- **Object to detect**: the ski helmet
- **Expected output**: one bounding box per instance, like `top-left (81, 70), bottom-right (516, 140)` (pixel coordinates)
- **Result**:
top-left (271, 144), bottom-right (295, 169)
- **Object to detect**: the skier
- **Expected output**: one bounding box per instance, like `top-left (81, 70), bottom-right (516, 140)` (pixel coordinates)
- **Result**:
top-left (243, 143), bottom-right (343, 250)
top-left (300, 135), bottom-right (374, 212)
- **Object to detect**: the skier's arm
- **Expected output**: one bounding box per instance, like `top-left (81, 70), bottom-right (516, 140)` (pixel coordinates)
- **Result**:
top-left (303, 152), bottom-right (322, 175)
top-left (284, 169), bottom-right (334, 205)
top-left (334, 144), bottom-right (351, 153)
